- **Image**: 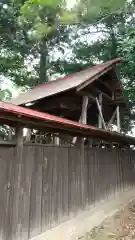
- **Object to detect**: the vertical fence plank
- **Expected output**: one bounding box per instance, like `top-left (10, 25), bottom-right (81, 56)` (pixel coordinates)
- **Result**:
top-left (29, 146), bottom-right (43, 239)
top-left (87, 148), bottom-right (96, 205)
top-left (51, 146), bottom-right (58, 226)
top-left (41, 146), bottom-right (54, 232)
top-left (68, 147), bottom-right (82, 215)
top-left (95, 149), bottom-right (106, 200)
top-left (117, 149), bottom-right (123, 192)
top-left (2, 147), bottom-right (14, 240)
top-left (93, 149), bottom-right (100, 203)
top-left (130, 150), bottom-right (135, 187)
top-left (56, 146), bottom-right (69, 223)
top-left (68, 147), bottom-right (76, 215)
top-left (17, 146), bottom-right (34, 240)
top-left (0, 148), bottom-right (8, 240)
top-left (11, 127), bottom-right (24, 240)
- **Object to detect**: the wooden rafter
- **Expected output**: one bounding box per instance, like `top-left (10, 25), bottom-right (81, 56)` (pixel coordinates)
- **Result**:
top-left (96, 97), bottom-right (107, 130)
top-left (76, 66), bottom-right (112, 92)
top-left (98, 78), bottom-right (113, 93)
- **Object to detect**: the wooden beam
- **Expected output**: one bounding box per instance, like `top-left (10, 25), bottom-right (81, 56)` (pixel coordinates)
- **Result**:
top-left (96, 97), bottom-right (107, 130)
top-left (31, 96), bottom-right (80, 112)
top-left (117, 106), bottom-right (121, 133)
top-left (98, 79), bottom-right (113, 93)
top-left (77, 89), bottom-right (115, 105)
top-left (98, 94), bottom-right (102, 128)
top-left (92, 87), bottom-right (114, 102)
top-left (0, 140), bottom-right (16, 146)
top-left (76, 66), bottom-right (112, 92)
top-left (107, 108), bottom-right (117, 129)
top-left (72, 96), bottom-right (88, 145)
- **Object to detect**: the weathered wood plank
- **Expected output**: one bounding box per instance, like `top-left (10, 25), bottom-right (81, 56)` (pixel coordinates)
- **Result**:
top-left (56, 147), bottom-right (69, 223)
top-left (1, 147), bottom-right (14, 240)
top-left (29, 146), bottom-right (43, 238)
top-left (50, 146), bottom-right (58, 226)
top-left (68, 147), bottom-right (78, 215)
top-left (17, 146), bottom-right (34, 240)
top-left (0, 148), bottom-right (9, 240)
top-left (87, 148), bottom-right (95, 205)
top-left (11, 126), bottom-right (24, 240)
top-left (41, 146), bottom-right (54, 232)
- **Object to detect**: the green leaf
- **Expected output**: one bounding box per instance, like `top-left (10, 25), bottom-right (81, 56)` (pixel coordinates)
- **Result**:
top-left (59, 11), bottom-right (77, 24)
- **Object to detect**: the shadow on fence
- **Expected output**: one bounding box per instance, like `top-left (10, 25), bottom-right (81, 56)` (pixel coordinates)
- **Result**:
top-left (0, 144), bottom-right (135, 240)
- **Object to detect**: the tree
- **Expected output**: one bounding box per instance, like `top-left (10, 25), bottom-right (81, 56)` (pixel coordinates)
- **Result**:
top-left (0, 0), bottom-right (128, 90)
top-left (0, 0), bottom-right (77, 88)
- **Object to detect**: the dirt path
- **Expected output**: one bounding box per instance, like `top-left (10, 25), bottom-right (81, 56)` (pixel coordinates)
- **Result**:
top-left (86, 200), bottom-right (135, 240)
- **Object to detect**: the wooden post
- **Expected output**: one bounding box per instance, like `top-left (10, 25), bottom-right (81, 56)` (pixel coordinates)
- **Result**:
top-left (96, 96), bottom-right (106, 130)
top-left (81, 96), bottom-right (89, 124)
top-left (72, 96), bottom-right (88, 145)
top-left (54, 134), bottom-right (60, 145)
top-left (72, 115), bottom-right (82, 145)
top-left (16, 126), bottom-right (24, 147)
top-left (117, 106), bottom-right (121, 133)
top-left (80, 96), bottom-right (88, 208)
top-left (8, 127), bottom-right (12, 141)
top-left (25, 128), bottom-right (31, 142)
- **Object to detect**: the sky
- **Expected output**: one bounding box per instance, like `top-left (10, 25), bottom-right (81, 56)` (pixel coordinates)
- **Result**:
top-left (67, 0), bottom-right (76, 9)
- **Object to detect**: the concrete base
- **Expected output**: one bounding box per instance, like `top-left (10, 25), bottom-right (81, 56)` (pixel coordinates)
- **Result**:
top-left (30, 188), bottom-right (135, 240)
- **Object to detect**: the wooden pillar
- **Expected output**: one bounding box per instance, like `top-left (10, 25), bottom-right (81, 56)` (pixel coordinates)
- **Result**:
top-left (81, 96), bottom-right (88, 124)
top-left (54, 133), bottom-right (60, 145)
top-left (73, 96), bottom-right (88, 145)
top-left (16, 126), bottom-right (24, 147)
top-left (72, 116), bottom-right (82, 145)
top-left (25, 128), bottom-right (31, 142)
top-left (80, 96), bottom-right (88, 208)
top-left (8, 127), bottom-right (12, 141)
top-left (117, 106), bottom-right (121, 133)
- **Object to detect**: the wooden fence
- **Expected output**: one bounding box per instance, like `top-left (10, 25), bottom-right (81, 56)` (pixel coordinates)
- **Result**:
top-left (0, 144), bottom-right (135, 240)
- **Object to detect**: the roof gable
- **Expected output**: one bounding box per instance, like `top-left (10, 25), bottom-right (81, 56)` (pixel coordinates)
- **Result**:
top-left (6, 58), bottom-right (120, 106)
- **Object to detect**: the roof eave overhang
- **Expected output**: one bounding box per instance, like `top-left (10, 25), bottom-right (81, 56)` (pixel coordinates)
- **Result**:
top-left (76, 66), bottom-right (113, 92)
top-left (0, 101), bottom-right (134, 146)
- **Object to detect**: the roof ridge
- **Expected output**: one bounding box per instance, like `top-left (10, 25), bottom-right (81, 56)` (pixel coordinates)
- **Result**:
top-left (32, 58), bottom-right (121, 90)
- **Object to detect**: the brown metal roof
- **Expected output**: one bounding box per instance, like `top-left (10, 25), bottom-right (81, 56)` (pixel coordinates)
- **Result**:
top-left (0, 101), bottom-right (134, 145)
top-left (6, 58), bottom-right (121, 106)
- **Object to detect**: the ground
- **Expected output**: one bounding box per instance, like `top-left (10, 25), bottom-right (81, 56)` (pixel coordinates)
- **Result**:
top-left (83, 200), bottom-right (135, 240)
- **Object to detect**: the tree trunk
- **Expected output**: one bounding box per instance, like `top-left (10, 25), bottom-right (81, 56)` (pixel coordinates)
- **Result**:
top-left (106, 16), bottom-right (117, 59)
top-left (39, 38), bottom-right (48, 83)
